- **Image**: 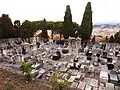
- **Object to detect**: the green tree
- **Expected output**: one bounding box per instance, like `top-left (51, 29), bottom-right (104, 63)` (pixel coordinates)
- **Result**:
top-left (21, 20), bottom-right (34, 40)
top-left (109, 35), bottom-right (114, 43)
top-left (40, 18), bottom-right (48, 40)
top-left (114, 32), bottom-right (120, 43)
top-left (0, 14), bottom-right (14, 38)
top-left (47, 21), bottom-right (56, 39)
top-left (72, 22), bottom-right (80, 38)
top-left (20, 61), bottom-right (33, 81)
top-left (0, 28), bottom-right (3, 38)
top-left (78, 2), bottom-right (93, 41)
top-left (62, 5), bottom-right (73, 39)
top-left (14, 20), bottom-right (21, 29)
top-left (105, 36), bottom-right (109, 42)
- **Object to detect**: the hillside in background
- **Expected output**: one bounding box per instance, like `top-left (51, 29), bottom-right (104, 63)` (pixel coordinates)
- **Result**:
top-left (92, 23), bottom-right (120, 37)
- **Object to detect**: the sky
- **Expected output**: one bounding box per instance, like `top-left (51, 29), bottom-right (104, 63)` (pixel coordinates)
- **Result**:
top-left (0, 0), bottom-right (120, 25)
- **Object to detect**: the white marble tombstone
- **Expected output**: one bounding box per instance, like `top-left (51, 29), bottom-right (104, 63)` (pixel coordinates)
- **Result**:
top-left (68, 37), bottom-right (81, 54)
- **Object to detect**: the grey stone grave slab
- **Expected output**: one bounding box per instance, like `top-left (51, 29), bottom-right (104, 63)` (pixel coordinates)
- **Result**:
top-left (71, 70), bottom-right (78, 75)
top-left (109, 73), bottom-right (118, 84)
top-left (62, 73), bottom-right (68, 80)
top-left (86, 60), bottom-right (90, 65)
top-left (89, 78), bottom-right (98, 88)
top-left (106, 83), bottom-right (114, 90)
top-left (59, 66), bottom-right (68, 72)
top-left (82, 77), bottom-right (91, 84)
top-left (80, 65), bottom-right (85, 72)
top-left (67, 69), bottom-right (73, 74)
top-left (99, 82), bottom-right (105, 87)
top-left (36, 73), bottom-right (43, 79)
top-left (101, 65), bottom-right (108, 72)
top-left (68, 76), bottom-right (76, 82)
top-left (58, 73), bottom-right (64, 78)
top-left (31, 69), bottom-right (39, 74)
top-left (114, 85), bottom-right (120, 90)
top-left (99, 86), bottom-right (105, 90)
top-left (109, 70), bottom-right (118, 84)
top-left (39, 68), bottom-right (46, 74)
top-left (75, 74), bottom-right (81, 81)
top-left (71, 82), bottom-right (78, 89)
top-left (77, 81), bottom-right (86, 90)
top-left (84, 85), bottom-right (92, 90)
top-left (93, 87), bottom-right (98, 90)
top-left (100, 71), bottom-right (108, 83)
top-left (77, 71), bottom-right (81, 75)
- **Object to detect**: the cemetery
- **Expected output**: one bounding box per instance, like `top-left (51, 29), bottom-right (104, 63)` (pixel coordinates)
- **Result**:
top-left (0, 37), bottom-right (120, 90)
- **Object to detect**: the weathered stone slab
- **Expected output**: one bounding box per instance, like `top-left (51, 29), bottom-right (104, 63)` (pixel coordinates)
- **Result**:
top-left (77, 81), bottom-right (86, 90)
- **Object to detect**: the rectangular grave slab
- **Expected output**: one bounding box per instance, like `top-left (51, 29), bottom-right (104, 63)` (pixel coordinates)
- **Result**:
top-left (68, 76), bottom-right (76, 82)
top-left (106, 83), bottom-right (114, 90)
top-left (99, 86), bottom-right (105, 90)
top-left (114, 85), bottom-right (120, 90)
top-left (100, 71), bottom-right (108, 83)
top-left (72, 70), bottom-right (78, 75)
top-left (89, 78), bottom-right (98, 88)
top-left (77, 81), bottom-right (86, 90)
top-left (83, 78), bottom-right (91, 85)
top-left (36, 73), bottom-right (43, 79)
top-left (61, 67), bottom-right (68, 72)
top-left (109, 73), bottom-right (118, 84)
top-left (67, 69), bottom-right (72, 74)
top-left (39, 68), bottom-right (46, 74)
top-left (85, 85), bottom-right (92, 90)
top-left (62, 73), bottom-right (68, 80)
top-left (93, 87), bottom-right (98, 90)
top-left (71, 82), bottom-right (78, 89)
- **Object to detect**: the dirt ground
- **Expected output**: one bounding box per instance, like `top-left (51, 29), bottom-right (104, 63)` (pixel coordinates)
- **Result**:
top-left (0, 68), bottom-right (51, 90)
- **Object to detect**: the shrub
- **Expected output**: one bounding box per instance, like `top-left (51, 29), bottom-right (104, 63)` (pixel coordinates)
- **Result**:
top-left (20, 61), bottom-right (33, 81)
top-left (49, 73), bottom-right (69, 90)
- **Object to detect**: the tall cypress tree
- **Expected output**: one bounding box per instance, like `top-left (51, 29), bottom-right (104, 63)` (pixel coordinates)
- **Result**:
top-left (78, 2), bottom-right (93, 41)
top-left (41, 18), bottom-right (48, 39)
top-left (1, 14), bottom-right (14, 38)
top-left (62, 5), bottom-right (72, 39)
top-left (109, 35), bottom-right (114, 43)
